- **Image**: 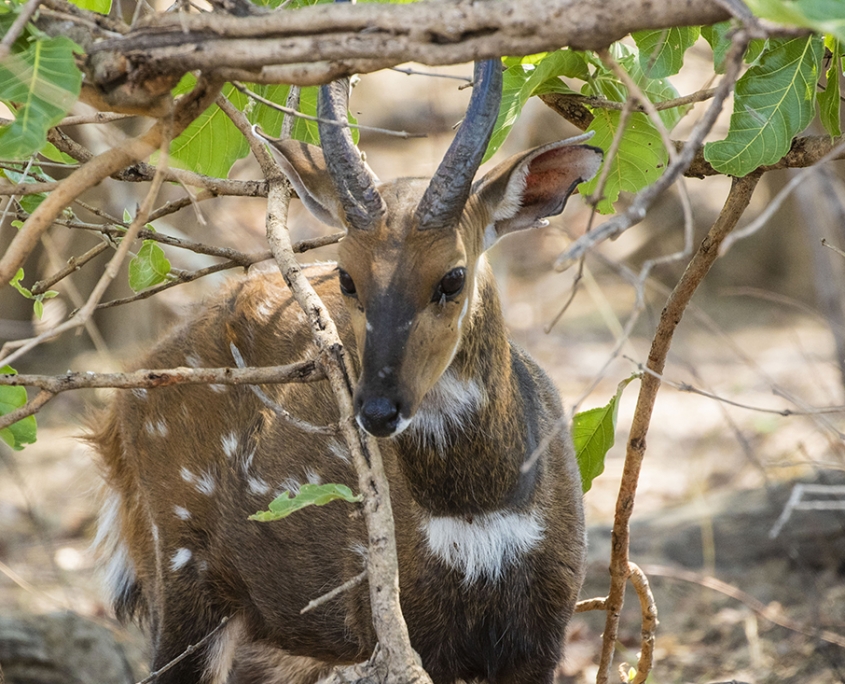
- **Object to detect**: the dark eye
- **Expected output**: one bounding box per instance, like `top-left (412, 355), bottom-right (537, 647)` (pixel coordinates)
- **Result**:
top-left (432, 267), bottom-right (466, 303)
top-left (338, 269), bottom-right (357, 297)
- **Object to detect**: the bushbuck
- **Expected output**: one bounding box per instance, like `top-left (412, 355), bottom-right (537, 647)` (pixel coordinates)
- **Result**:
top-left (91, 59), bottom-right (603, 684)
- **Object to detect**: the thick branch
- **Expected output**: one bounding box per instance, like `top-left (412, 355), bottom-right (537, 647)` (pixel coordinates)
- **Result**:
top-left (85, 0), bottom-right (729, 89)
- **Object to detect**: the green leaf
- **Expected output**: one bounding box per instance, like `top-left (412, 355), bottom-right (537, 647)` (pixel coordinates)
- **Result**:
top-left (745, 0), bottom-right (845, 43)
top-left (0, 36), bottom-right (82, 160)
top-left (819, 37), bottom-right (842, 138)
top-left (632, 26), bottom-right (700, 78)
top-left (0, 366), bottom-right (37, 451)
top-left (572, 376), bottom-right (637, 493)
top-left (169, 77), bottom-right (250, 178)
top-left (68, 0), bottom-right (112, 13)
top-left (292, 86), bottom-right (321, 146)
top-left (485, 51), bottom-right (584, 162)
top-left (128, 241), bottom-right (171, 292)
top-left (39, 141), bottom-right (77, 165)
top-left (587, 42), bottom-right (682, 130)
top-left (577, 111), bottom-right (668, 214)
top-left (250, 483), bottom-right (362, 521)
top-left (9, 267), bottom-right (32, 297)
top-left (704, 36), bottom-right (824, 176)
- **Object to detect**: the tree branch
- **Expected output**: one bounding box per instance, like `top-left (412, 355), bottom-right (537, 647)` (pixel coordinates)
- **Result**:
top-left (595, 172), bottom-right (761, 684)
top-left (83, 0), bottom-right (729, 91)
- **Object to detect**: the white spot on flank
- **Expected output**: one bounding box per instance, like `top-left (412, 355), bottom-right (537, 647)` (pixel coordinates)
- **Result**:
top-left (327, 439), bottom-right (350, 463)
top-left (185, 353), bottom-right (202, 368)
top-left (424, 509), bottom-right (545, 584)
top-left (210, 384), bottom-right (227, 393)
top-left (221, 432), bottom-right (239, 459)
top-left (408, 369), bottom-right (486, 454)
top-left (174, 505), bottom-right (191, 520)
top-left (278, 477), bottom-right (301, 496)
top-left (170, 547), bottom-right (192, 571)
top-left (132, 387), bottom-right (148, 400)
top-left (304, 467), bottom-right (321, 485)
top-left (181, 467), bottom-right (216, 496)
top-left (248, 477), bottom-right (270, 495)
top-left (145, 419), bottom-right (168, 438)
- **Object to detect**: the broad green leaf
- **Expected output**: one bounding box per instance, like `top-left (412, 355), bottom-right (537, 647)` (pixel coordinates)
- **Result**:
top-left (249, 84), bottom-right (291, 138)
top-left (250, 483), bottom-right (362, 521)
top-left (704, 36), bottom-right (824, 176)
top-left (0, 36), bottom-right (82, 160)
top-left (169, 77), bottom-right (250, 178)
top-left (128, 241), bottom-right (171, 292)
top-left (0, 366), bottom-right (37, 451)
top-left (632, 26), bottom-right (700, 78)
top-left (701, 23), bottom-right (768, 72)
top-left (39, 141), bottom-right (76, 165)
top-left (572, 376), bottom-right (637, 493)
top-left (745, 0), bottom-right (845, 43)
top-left (69, 0), bottom-right (112, 13)
top-left (485, 51), bottom-right (584, 162)
top-left (587, 42), bottom-right (682, 130)
top-left (819, 37), bottom-right (842, 138)
top-left (577, 110), bottom-right (668, 214)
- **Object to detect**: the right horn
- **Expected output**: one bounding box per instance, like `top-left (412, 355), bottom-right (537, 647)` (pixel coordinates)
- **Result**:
top-left (317, 77), bottom-right (386, 232)
top-left (415, 60), bottom-right (503, 231)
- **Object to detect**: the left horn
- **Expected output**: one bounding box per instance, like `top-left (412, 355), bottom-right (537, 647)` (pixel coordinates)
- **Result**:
top-left (318, 77), bottom-right (386, 232)
top-left (415, 60), bottom-right (503, 231)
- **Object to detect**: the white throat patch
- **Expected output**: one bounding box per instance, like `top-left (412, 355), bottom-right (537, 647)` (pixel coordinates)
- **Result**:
top-left (407, 369), bottom-right (486, 454)
top-left (423, 509), bottom-right (545, 584)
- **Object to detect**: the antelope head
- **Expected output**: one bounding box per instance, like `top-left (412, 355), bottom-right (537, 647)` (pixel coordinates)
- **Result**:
top-left (266, 62), bottom-right (603, 438)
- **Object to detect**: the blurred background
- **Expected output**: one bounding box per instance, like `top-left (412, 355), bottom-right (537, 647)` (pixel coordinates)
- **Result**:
top-left (1, 37), bottom-right (844, 683)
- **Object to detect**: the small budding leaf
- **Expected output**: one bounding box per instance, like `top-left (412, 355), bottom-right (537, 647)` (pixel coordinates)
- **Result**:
top-left (572, 375), bottom-right (638, 493)
top-left (250, 483), bottom-right (363, 522)
top-left (0, 366), bottom-right (37, 450)
top-left (128, 241), bottom-right (171, 292)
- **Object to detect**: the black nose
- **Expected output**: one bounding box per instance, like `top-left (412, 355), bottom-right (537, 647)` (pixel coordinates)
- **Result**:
top-left (357, 397), bottom-right (401, 437)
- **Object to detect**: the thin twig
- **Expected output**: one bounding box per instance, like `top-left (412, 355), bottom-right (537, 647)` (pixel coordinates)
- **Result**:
top-left (300, 569), bottom-right (368, 615)
top-left (0, 136), bottom-right (175, 369)
top-left (233, 82), bottom-right (424, 139)
top-left (390, 66), bottom-right (473, 82)
top-left (643, 564), bottom-right (845, 649)
top-left (624, 356), bottom-right (845, 417)
top-left (30, 242), bottom-right (110, 295)
top-left (0, 0), bottom-right (43, 60)
top-left (575, 596), bottom-right (608, 613)
top-left (136, 616), bottom-right (231, 684)
top-left (720, 139), bottom-right (845, 256)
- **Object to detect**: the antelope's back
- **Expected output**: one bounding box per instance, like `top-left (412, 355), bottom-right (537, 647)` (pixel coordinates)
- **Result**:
top-left (91, 264), bottom-right (373, 658)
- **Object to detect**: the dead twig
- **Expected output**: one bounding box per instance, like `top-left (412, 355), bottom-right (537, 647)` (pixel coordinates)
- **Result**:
top-left (642, 564), bottom-right (845, 649)
top-left (300, 570), bottom-right (368, 615)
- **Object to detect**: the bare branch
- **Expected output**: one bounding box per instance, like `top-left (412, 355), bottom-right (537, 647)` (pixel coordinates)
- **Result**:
top-left (0, 360), bottom-right (325, 432)
top-left (595, 172), bottom-right (761, 684)
top-left (300, 570), bottom-right (368, 615)
top-left (627, 562), bottom-right (657, 684)
top-left (86, 0), bottom-right (730, 90)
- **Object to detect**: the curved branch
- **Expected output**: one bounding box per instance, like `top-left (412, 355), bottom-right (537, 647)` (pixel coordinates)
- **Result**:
top-left (0, 74), bottom-right (224, 287)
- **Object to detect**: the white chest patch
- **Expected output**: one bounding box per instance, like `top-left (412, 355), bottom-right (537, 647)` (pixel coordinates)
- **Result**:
top-left (422, 509), bottom-right (545, 584)
top-left (408, 370), bottom-right (486, 454)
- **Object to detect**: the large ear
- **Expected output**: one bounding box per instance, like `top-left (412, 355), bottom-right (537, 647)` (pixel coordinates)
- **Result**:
top-left (263, 138), bottom-right (349, 229)
top-left (473, 133), bottom-right (603, 250)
